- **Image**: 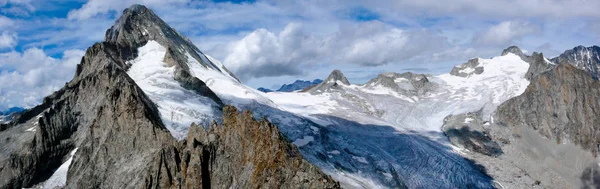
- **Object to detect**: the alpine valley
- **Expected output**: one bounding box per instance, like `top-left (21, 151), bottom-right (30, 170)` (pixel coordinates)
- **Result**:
top-left (1, 4), bottom-right (600, 189)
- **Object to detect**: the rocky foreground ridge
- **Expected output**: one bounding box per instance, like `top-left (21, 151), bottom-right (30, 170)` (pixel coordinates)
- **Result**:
top-left (0, 5), bottom-right (338, 189)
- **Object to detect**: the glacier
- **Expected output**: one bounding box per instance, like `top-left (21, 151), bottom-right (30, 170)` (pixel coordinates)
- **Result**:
top-left (127, 41), bottom-right (220, 140)
top-left (125, 39), bottom-right (533, 188)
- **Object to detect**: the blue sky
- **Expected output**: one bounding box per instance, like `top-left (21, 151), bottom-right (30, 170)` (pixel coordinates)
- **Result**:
top-left (1, 0), bottom-right (600, 110)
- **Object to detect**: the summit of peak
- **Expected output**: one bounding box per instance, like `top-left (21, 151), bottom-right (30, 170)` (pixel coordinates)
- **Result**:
top-left (501, 46), bottom-right (524, 56)
top-left (125, 4), bottom-right (150, 13)
top-left (326, 69), bottom-right (350, 85)
top-left (105, 4), bottom-right (175, 47)
top-left (104, 5), bottom-right (240, 82)
top-left (305, 69), bottom-right (350, 94)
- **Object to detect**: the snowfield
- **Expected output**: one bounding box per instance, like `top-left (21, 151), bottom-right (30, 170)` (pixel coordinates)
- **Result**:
top-left (127, 41), bottom-right (219, 139)
top-left (41, 148), bottom-right (78, 188)
top-left (126, 40), bottom-right (532, 188)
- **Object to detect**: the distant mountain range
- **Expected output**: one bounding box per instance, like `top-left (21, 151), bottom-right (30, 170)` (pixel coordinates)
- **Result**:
top-left (258, 79), bottom-right (323, 93)
top-left (0, 107), bottom-right (23, 124)
top-left (0, 107), bottom-right (24, 115)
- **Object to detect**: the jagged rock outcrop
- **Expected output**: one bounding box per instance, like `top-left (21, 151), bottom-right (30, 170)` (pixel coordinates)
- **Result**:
top-left (364, 72), bottom-right (436, 96)
top-left (524, 52), bottom-right (555, 80)
top-left (494, 63), bottom-right (600, 156)
top-left (442, 112), bottom-right (502, 157)
top-left (501, 46), bottom-right (531, 63)
top-left (551, 45), bottom-right (600, 80)
top-left (145, 106), bottom-right (339, 189)
top-left (308, 70), bottom-right (350, 94)
top-left (450, 58), bottom-right (484, 77)
top-left (0, 4), bottom-right (338, 189)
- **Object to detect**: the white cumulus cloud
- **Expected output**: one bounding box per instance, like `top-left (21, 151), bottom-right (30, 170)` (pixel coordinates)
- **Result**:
top-left (0, 16), bottom-right (14, 28)
top-left (0, 31), bottom-right (17, 49)
top-left (222, 21), bottom-right (455, 80)
top-left (472, 20), bottom-right (541, 46)
top-left (0, 48), bottom-right (85, 110)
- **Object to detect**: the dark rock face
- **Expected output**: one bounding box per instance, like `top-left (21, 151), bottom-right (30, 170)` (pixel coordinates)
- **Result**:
top-left (551, 45), bottom-right (600, 80)
top-left (581, 164), bottom-right (600, 189)
top-left (257, 87), bottom-right (273, 93)
top-left (442, 113), bottom-right (502, 157)
top-left (524, 52), bottom-right (554, 80)
top-left (450, 58), bottom-right (484, 77)
top-left (494, 63), bottom-right (600, 155)
top-left (0, 41), bottom-right (169, 188)
top-left (0, 4), bottom-right (338, 189)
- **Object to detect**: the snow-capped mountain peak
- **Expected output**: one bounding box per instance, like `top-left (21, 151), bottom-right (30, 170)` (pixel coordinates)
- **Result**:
top-left (308, 69), bottom-right (350, 94)
top-left (325, 69), bottom-right (350, 85)
top-left (551, 45), bottom-right (600, 79)
top-left (501, 45), bottom-right (525, 57)
top-left (106, 4), bottom-right (239, 82)
top-left (113, 5), bottom-right (277, 139)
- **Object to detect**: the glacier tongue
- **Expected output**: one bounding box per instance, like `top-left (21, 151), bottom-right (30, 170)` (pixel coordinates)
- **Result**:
top-left (127, 41), bottom-right (219, 140)
top-left (186, 52), bottom-right (274, 106)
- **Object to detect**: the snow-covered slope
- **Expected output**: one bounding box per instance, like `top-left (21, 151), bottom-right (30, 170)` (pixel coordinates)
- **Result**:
top-left (40, 148), bottom-right (78, 188)
top-left (126, 40), bottom-right (275, 139)
top-left (273, 53), bottom-right (529, 132)
top-left (127, 41), bottom-right (220, 139)
top-left (195, 54), bottom-right (274, 106)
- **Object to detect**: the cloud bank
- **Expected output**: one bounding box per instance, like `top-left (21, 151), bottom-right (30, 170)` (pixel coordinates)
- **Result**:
top-left (1, 0), bottom-right (599, 109)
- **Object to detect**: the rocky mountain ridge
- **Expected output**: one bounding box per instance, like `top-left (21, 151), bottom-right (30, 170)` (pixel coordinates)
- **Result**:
top-left (551, 45), bottom-right (600, 80)
top-left (0, 107), bottom-right (24, 116)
